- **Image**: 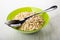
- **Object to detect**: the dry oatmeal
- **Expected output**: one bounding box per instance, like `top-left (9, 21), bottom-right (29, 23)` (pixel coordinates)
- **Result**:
top-left (13, 12), bottom-right (44, 31)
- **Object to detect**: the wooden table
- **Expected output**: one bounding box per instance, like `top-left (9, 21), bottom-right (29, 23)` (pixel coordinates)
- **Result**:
top-left (0, 0), bottom-right (60, 40)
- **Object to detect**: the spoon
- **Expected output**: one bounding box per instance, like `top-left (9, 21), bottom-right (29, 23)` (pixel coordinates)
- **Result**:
top-left (5, 5), bottom-right (57, 27)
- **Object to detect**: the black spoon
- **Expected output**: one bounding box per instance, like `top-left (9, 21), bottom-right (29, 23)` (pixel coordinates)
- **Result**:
top-left (5, 5), bottom-right (57, 27)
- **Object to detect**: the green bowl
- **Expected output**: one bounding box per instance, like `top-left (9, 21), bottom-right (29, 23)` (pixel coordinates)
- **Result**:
top-left (7, 7), bottom-right (49, 34)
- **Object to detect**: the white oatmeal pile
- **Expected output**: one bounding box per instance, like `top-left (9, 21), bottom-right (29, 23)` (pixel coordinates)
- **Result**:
top-left (14, 12), bottom-right (44, 31)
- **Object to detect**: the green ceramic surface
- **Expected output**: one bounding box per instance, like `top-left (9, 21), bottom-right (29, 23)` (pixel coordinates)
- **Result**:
top-left (7, 7), bottom-right (49, 34)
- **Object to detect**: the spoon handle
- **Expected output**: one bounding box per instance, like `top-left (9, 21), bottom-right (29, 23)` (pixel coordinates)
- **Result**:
top-left (44, 5), bottom-right (57, 12)
top-left (25, 5), bottom-right (57, 20)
